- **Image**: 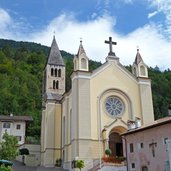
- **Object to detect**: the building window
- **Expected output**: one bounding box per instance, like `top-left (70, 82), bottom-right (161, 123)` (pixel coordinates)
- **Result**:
top-left (16, 136), bottom-right (22, 142)
top-left (53, 80), bottom-right (56, 89)
top-left (142, 166), bottom-right (148, 171)
top-left (63, 117), bottom-right (65, 145)
top-left (105, 96), bottom-right (124, 117)
top-left (163, 137), bottom-right (169, 144)
top-left (51, 68), bottom-right (54, 76)
top-left (16, 124), bottom-right (21, 130)
top-left (138, 142), bottom-right (144, 149)
top-left (70, 109), bottom-right (72, 141)
top-left (58, 69), bottom-right (61, 77)
top-left (130, 143), bottom-right (134, 153)
top-left (131, 163), bottom-right (135, 169)
top-left (55, 68), bottom-right (57, 77)
top-left (56, 81), bottom-right (59, 89)
top-left (133, 67), bottom-right (136, 75)
top-left (3, 122), bottom-right (10, 128)
top-left (140, 65), bottom-right (146, 76)
top-left (81, 58), bottom-right (87, 69)
top-left (140, 142), bottom-right (144, 148)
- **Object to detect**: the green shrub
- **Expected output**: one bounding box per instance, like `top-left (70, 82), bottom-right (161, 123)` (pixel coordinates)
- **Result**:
top-left (0, 132), bottom-right (18, 160)
top-left (76, 160), bottom-right (85, 171)
top-left (116, 156), bottom-right (126, 161)
top-left (0, 164), bottom-right (13, 171)
top-left (105, 148), bottom-right (112, 156)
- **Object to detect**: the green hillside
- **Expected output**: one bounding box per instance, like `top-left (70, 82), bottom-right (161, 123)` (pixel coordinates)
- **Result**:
top-left (0, 39), bottom-right (170, 140)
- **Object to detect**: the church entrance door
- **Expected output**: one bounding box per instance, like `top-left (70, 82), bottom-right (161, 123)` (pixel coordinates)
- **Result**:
top-left (109, 132), bottom-right (123, 157)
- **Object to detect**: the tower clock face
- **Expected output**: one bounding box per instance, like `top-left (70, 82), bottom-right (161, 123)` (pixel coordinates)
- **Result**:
top-left (105, 96), bottom-right (124, 117)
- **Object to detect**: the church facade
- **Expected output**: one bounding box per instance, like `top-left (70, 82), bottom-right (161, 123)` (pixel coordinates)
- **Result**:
top-left (40, 36), bottom-right (154, 170)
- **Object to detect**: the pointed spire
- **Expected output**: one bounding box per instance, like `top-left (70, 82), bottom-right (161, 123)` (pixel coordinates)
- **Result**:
top-left (134, 47), bottom-right (143, 65)
top-left (73, 39), bottom-right (89, 71)
top-left (47, 36), bottom-right (64, 66)
top-left (76, 39), bottom-right (86, 57)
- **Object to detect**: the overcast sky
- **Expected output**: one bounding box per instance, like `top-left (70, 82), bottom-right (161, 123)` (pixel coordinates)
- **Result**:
top-left (0, 0), bottom-right (171, 70)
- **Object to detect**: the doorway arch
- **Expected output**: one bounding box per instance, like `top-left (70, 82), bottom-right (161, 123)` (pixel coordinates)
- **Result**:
top-left (109, 132), bottom-right (123, 156)
top-left (108, 126), bottom-right (127, 157)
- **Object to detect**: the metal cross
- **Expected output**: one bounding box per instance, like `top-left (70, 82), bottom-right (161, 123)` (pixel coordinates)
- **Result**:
top-left (105, 37), bottom-right (117, 56)
top-left (80, 37), bottom-right (83, 43)
top-left (149, 139), bottom-right (157, 157)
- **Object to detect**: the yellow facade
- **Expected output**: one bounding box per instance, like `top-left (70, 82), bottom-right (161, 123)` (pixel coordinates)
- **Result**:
top-left (41, 38), bottom-right (154, 170)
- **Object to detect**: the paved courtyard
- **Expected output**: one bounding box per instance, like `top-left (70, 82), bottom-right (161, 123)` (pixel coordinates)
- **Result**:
top-left (12, 161), bottom-right (67, 171)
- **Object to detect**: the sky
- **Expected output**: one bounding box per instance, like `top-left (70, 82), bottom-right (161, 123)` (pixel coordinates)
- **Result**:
top-left (0, 0), bottom-right (171, 70)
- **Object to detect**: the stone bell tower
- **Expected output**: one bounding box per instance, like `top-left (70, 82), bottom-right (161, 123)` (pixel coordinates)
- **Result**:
top-left (41, 36), bottom-right (65, 166)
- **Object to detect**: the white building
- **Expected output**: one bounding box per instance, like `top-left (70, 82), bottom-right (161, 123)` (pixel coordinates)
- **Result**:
top-left (0, 115), bottom-right (33, 145)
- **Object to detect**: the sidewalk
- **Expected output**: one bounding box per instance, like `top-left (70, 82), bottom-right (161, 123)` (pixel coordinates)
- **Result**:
top-left (12, 160), bottom-right (67, 171)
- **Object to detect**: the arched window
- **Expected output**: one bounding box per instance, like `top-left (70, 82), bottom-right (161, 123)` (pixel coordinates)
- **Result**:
top-left (58, 69), bottom-right (61, 77)
top-left (53, 80), bottom-right (55, 89)
top-left (55, 68), bottom-right (57, 77)
top-left (140, 65), bottom-right (146, 76)
top-left (81, 58), bottom-right (87, 69)
top-left (62, 117), bottom-right (66, 161)
top-left (74, 60), bottom-right (77, 71)
top-left (51, 68), bottom-right (54, 76)
top-left (63, 116), bottom-right (65, 145)
top-left (142, 166), bottom-right (148, 171)
top-left (133, 67), bottom-right (136, 76)
top-left (70, 109), bottom-right (72, 141)
top-left (56, 80), bottom-right (59, 89)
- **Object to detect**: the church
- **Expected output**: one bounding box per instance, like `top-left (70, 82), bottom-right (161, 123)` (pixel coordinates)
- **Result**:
top-left (40, 36), bottom-right (154, 170)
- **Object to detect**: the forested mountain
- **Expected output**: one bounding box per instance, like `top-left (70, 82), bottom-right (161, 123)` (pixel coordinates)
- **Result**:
top-left (0, 39), bottom-right (170, 140)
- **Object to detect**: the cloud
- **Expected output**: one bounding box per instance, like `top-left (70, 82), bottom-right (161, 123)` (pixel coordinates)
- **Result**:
top-left (0, 8), bottom-right (33, 40)
top-left (30, 13), bottom-right (116, 57)
top-left (0, 8), bottom-right (11, 28)
top-left (148, 11), bottom-right (158, 18)
top-left (0, 8), bottom-right (13, 38)
top-left (0, 8), bottom-right (171, 70)
top-left (148, 0), bottom-right (171, 39)
top-left (28, 13), bottom-right (171, 70)
top-left (122, 0), bottom-right (134, 4)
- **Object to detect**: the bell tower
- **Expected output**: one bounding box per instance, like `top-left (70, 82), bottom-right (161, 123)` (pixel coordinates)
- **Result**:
top-left (43, 36), bottom-right (65, 96)
top-left (41, 36), bottom-right (65, 166)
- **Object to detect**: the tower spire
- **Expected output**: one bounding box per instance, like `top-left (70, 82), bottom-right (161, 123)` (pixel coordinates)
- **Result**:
top-left (134, 47), bottom-right (143, 65)
top-left (77, 39), bottom-right (86, 57)
top-left (73, 39), bottom-right (89, 71)
top-left (44, 36), bottom-right (65, 98)
top-left (47, 36), bottom-right (64, 66)
top-left (132, 47), bottom-right (148, 78)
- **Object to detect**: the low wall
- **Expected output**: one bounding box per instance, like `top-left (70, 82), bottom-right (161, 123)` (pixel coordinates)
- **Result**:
top-left (16, 144), bottom-right (41, 166)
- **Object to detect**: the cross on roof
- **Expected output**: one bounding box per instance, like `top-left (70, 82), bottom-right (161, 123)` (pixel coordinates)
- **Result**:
top-left (105, 37), bottom-right (117, 56)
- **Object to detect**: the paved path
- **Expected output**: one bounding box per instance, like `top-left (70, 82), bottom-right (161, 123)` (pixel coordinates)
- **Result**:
top-left (12, 161), bottom-right (67, 171)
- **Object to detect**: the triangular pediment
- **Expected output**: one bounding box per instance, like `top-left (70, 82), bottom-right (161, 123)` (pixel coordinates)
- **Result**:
top-left (91, 60), bottom-right (137, 83)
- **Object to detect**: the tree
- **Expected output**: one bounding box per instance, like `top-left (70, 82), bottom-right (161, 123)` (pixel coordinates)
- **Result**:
top-left (0, 132), bottom-right (19, 160)
top-left (76, 160), bottom-right (85, 171)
